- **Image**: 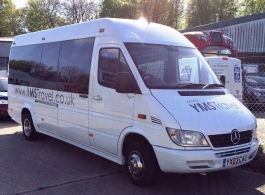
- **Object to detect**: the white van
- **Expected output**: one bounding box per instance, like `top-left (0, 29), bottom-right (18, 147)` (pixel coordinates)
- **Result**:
top-left (8, 18), bottom-right (259, 186)
top-left (206, 57), bottom-right (243, 101)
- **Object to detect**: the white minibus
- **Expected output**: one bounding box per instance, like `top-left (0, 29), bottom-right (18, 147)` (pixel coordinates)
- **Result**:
top-left (8, 18), bottom-right (259, 187)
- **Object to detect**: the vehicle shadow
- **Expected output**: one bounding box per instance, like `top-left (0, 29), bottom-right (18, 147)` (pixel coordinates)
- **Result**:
top-left (0, 132), bottom-right (264, 195)
top-left (0, 116), bottom-right (21, 129)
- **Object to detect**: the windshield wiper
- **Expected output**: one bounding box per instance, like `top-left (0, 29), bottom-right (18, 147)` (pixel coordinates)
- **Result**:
top-left (203, 84), bottom-right (225, 89)
top-left (0, 90), bottom-right (7, 92)
top-left (172, 83), bottom-right (206, 89)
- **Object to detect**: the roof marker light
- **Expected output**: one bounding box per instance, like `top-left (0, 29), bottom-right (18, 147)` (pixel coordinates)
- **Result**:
top-left (222, 57), bottom-right (228, 60)
top-left (42, 37), bottom-right (45, 40)
top-left (99, 29), bottom-right (104, 33)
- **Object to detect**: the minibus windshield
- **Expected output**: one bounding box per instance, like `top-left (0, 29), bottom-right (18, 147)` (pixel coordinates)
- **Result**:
top-left (125, 43), bottom-right (221, 89)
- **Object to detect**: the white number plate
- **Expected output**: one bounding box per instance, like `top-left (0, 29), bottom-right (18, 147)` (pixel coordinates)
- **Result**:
top-left (223, 155), bottom-right (248, 167)
top-left (0, 99), bottom-right (8, 104)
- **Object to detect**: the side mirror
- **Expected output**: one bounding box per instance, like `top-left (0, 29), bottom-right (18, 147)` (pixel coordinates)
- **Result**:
top-left (116, 72), bottom-right (130, 93)
top-left (220, 74), bottom-right (226, 86)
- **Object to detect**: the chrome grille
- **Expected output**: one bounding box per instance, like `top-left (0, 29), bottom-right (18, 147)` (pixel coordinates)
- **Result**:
top-left (215, 147), bottom-right (251, 158)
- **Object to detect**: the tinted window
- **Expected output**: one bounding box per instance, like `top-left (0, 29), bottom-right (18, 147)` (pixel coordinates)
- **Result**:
top-left (98, 48), bottom-right (135, 90)
top-left (213, 32), bottom-right (222, 43)
top-left (33, 42), bottom-right (61, 89)
top-left (9, 44), bottom-right (42, 86)
top-left (58, 38), bottom-right (94, 94)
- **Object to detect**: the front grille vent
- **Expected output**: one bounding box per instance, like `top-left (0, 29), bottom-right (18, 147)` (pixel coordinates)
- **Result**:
top-left (178, 90), bottom-right (225, 96)
top-left (151, 117), bottom-right (162, 125)
top-left (215, 147), bottom-right (250, 158)
top-left (208, 130), bottom-right (252, 148)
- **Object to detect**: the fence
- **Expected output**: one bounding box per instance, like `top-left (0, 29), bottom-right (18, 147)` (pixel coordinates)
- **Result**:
top-left (240, 59), bottom-right (265, 145)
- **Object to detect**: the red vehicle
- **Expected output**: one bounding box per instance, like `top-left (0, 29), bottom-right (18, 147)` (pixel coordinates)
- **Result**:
top-left (183, 31), bottom-right (237, 58)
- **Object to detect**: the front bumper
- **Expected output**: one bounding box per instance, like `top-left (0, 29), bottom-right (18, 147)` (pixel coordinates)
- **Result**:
top-left (153, 139), bottom-right (259, 173)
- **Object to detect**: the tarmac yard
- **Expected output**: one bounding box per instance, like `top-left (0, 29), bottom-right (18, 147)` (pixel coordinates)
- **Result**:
top-left (1, 117), bottom-right (265, 195)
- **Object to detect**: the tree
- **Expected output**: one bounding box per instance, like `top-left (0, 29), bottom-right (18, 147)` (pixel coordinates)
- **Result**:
top-left (185, 0), bottom-right (239, 28)
top-left (61, 0), bottom-right (99, 24)
top-left (151, 0), bottom-right (185, 29)
top-left (239, 0), bottom-right (265, 16)
top-left (0, 0), bottom-right (25, 36)
top-left (23, 0), bottom-right (65, 32)
top-left (99, 0), bottom-right (185, 29)
top-left (99, 0), bottom-right (139, 19)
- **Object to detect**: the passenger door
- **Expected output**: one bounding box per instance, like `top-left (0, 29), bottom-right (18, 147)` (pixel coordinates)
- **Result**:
top-left (90, 45), bottom-right (136, 154)
top-left (57, 38), bottom-right (94, 145)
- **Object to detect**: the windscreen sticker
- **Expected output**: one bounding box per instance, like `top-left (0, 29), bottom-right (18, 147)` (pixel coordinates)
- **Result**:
top-left (234, 64), bottom-right (241, 83)
top-left (15, 87), bottom-right (75, 106)
top-left (180, 66), bottom-right (192, 81)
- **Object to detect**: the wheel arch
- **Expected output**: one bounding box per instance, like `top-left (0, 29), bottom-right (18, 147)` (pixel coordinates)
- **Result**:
top-left (21, 107), bottom-right (30, 120)
top-left (21, 103), bottom-right (40, 132)
top-left (122, 133), bottom-right (151, 157)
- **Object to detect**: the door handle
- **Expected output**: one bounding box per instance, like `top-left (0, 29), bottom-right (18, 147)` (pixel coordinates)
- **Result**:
top-left (93, 95), bottom-right (102, 100)
top-left (79, 94), bottom-right (88, 98)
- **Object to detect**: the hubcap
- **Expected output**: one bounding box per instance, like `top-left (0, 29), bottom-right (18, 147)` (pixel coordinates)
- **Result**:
top-left (128, 152), bottom-right (144, 179)
top-left (24, 119), bottom-right (31, 136)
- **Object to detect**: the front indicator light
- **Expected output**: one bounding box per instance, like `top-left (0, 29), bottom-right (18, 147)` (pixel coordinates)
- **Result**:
top-left (253, 123), bottom-right (258, 140)
top-left (166, 128), bottom-right (209, 146)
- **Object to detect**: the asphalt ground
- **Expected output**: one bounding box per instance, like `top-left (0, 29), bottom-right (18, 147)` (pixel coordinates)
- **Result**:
top-left (1, 117), bottom-right (265, 195)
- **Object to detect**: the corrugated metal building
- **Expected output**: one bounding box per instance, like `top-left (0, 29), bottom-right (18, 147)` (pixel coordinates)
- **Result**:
top-left (180, 12), bottom-right (265, 65)
top-left (0, 37), bottom-right (13, 71)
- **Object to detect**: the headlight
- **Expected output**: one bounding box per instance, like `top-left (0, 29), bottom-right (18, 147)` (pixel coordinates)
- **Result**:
top-left (254, 91), bottom-right (261, 97)
top-left (166, 128), bottom-right (209, 146)
top-left (0, 99), bottom-right (8, 104)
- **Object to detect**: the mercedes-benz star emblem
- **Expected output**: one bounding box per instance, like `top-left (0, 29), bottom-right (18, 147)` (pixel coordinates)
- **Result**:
top-left (231, 129), bottom-right (240, 144)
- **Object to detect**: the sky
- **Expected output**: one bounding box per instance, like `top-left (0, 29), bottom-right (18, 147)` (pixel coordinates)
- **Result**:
top-left (12, 0), bottom-right (28, 8)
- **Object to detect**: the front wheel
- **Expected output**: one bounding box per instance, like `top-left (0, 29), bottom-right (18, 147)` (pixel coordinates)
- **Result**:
top-left (22, 112), bottom-right (38, 141)
top-left (126, 142), bottom-right (158, 187)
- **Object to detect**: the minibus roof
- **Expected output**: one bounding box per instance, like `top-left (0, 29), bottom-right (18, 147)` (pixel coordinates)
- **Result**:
top-left (12, 18), bottom-right (194, 48)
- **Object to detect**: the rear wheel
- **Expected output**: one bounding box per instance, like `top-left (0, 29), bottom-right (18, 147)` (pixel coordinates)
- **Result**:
top-left (22, 112), bottom-right (38, 141)
top-left (126, 142), bottom-right (158, 187)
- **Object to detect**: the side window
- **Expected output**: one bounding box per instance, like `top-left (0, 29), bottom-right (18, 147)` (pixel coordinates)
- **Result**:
top-left (58, 38), bottom-right (94, 94)
top-left (34, 42), bottom-right (61, 89)
top-left (98, 48), bottom-right (133, 89)
top-left (9, 44), bottom-right (42, 86)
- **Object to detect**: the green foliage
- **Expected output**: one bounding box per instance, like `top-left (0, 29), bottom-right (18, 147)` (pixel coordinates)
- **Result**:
top-left (23, 0), bottom-right (65, 32)
top-left (99, 0), bottom-right (139, 19)
top-left (99, 0), bottom-right (185, 29)
top-left (185, 0), bottom-right (239, 28)
top-left (239, 0), bottom-right (265, 16)
top-left (0, 0), bottom-right (25, 36)
top-left (61, 0), bottom-right (99, 24)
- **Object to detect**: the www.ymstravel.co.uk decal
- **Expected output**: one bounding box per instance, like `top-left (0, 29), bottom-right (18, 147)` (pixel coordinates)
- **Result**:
top-left (15, 87), bottom-right (75, 106)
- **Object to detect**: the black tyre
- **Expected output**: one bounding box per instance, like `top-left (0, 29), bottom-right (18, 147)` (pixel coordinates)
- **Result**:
top-left (126, 142), bottom-right (158, 187)
top-left (22, 112), bottom-right (38, 141)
